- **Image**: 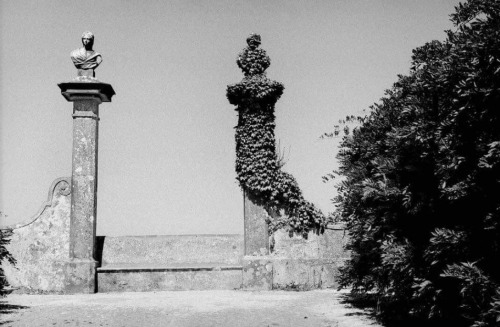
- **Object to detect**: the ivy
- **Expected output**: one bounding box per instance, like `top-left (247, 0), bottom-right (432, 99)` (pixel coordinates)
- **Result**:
top-left (227, 34), bottom-right (326, 237)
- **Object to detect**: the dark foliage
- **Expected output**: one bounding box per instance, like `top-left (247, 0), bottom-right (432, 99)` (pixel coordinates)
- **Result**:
top-left (333, 1), bottom-right (500, 325)
top-left (0, 228), bottom-right (16, 296)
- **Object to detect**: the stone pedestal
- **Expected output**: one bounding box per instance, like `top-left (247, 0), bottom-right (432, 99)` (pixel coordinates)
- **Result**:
top-left (63, 260), bottom-right (99, 294)
top-left (58, 81), bottom-right (114, 293)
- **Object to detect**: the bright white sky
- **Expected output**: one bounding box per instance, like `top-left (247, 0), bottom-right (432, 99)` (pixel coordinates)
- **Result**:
top-left (0, 0), bottom-right (460, 235)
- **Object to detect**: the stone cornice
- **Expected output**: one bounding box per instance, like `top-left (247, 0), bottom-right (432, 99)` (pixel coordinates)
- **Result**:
top-left (58, 81), bottom-right (115, 102)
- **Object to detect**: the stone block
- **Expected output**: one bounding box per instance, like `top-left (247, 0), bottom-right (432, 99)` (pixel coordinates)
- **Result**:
top-left (97, 265), bottom-right (242, 292)
top-left (271, 258), bottom-right (342, 290)
top-left (272, 230), bottom-right (321, 259)
top-left (99, 234), bottom-right (243, 266)
top-left (272, 228), bottom-right (349, 260)
top-left (267, 227), bottom-right (349, 290)
top-left (63, 259), bottom-right (98, 294)
top-left (241, 256), bottom-right (273, 290)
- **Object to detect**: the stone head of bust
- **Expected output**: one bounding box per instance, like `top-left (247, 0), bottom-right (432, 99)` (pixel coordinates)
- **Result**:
top-left (81, 31), bottom-right (95, 50)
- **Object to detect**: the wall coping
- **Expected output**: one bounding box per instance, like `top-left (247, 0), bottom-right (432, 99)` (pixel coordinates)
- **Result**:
top-left (0, 177), bottom-right (71, 231)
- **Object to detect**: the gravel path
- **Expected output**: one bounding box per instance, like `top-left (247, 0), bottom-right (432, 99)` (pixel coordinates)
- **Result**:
top-left (0, 289), bottom-right (381, 327)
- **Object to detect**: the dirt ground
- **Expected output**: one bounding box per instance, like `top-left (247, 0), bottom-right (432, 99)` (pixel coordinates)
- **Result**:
top-left (0, 289), bottom-right (381, 327)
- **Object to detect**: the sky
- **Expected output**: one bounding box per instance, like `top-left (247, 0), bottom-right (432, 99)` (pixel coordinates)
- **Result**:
top-left (0, 0), bottom-right (461, 236)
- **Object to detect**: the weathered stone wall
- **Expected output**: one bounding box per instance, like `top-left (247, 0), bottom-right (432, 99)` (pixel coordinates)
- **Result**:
top-left (272, 226), bottom-right (349, 262)
top-left (100, 234), bottom-right (244, 266)
top-left (0, 177), bottom-right (348, 293)
top-left (0, 177), bottom-right (72, 293)
top-left (242, 226), bottom-right (349, 290)
top-left (270, 226), bottom-right (349, 290)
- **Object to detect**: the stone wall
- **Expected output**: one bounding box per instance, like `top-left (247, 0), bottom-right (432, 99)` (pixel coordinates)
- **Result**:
top-left (99, 235), bottom-right (243, 267)
top-left (0, 177), bottom-right (349, 293)
top-left (1, 177), bottom-right (72, 293)
top-left (271, 226), bottom-right (349, 290)
top-left (242, 226), bottom-right (349, 290)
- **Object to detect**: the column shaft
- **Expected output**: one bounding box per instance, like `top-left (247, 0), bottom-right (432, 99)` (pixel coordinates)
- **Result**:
top-left (70, 98), bottom-right (100, 260)
top-left (58, 80), bottom-right (114, 294)
top-left (243, 192), bottom-right (269, 256)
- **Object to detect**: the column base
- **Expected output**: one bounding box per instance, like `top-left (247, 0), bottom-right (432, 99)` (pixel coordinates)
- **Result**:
top-left (63, 259), bottom-right (98, 294)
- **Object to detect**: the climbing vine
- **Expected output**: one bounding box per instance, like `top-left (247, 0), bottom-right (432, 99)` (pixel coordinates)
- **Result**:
top-left (227, 34), bottom-right (326, 237)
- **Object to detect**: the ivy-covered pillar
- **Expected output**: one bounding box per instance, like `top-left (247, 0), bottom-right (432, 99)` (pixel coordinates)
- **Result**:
top-left (227, 34), bottom-right (326, 289)
top-left (227, 34), bottom-right (283, 289)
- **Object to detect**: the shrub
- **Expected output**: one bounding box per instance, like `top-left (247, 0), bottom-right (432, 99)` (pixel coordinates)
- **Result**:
top-left (333, 0), bottom-right (500, 325)
top-left (0, 228), bottom-right (15, 296)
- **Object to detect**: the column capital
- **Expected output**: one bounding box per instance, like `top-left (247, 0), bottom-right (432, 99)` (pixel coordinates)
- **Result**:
top-left (58, 81), bottom-right (115, 103)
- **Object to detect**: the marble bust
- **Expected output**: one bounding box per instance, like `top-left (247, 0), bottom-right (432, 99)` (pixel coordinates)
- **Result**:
top-left (70, 31), bottom-right (102, 78)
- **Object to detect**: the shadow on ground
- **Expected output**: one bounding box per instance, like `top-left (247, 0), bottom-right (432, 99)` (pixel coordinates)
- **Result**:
top-left (339, 292), bottom-right (468, 327)
top-left (0, 300), bottom-right (29, 326)
top-left (339, 292), bottom-right (379, 320)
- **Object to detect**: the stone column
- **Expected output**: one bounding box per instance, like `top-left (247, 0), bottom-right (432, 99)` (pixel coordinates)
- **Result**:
top-left (58, 81), bottom-right (115, 293)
